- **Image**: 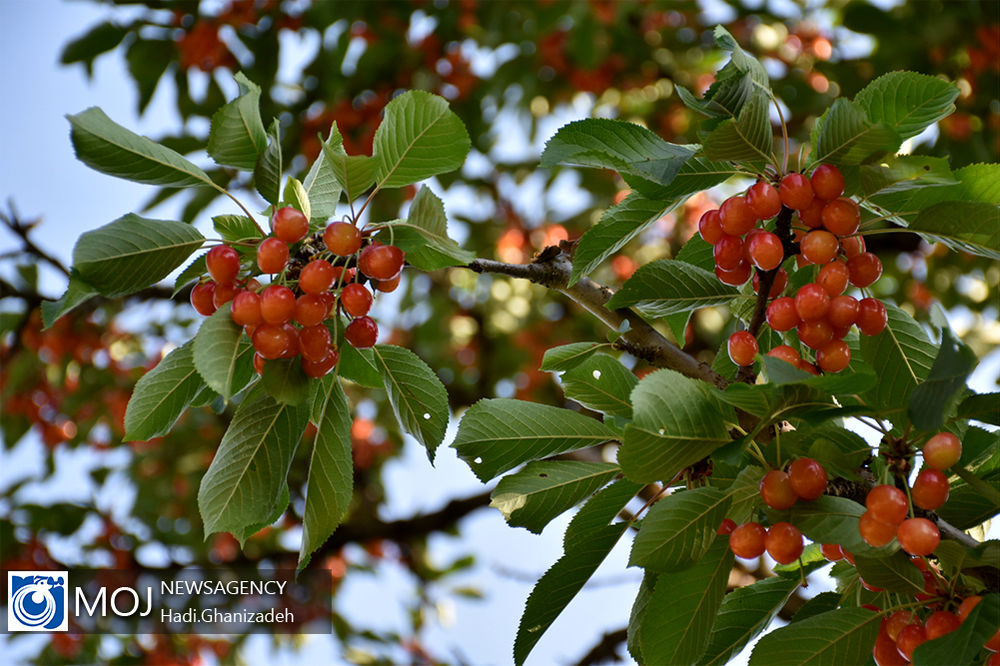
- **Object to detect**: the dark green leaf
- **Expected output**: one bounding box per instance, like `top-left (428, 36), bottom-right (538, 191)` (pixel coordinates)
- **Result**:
top-left (627, 572), bottom-right (657, 664)
top-left (767, 495), bottom-right (884, 556)
top-left (67, 107), bottom-right (216, 188)
top-left (125, 39), bottom-right (174, 115)
top-left (860, 303), bottom-right (936, 412)
top-left (124, 342), bottom-right (205, 441)
top-left (749, 608), bottom-right (882, 665)
top-left (908, 327), bottom-right (978, 430)
top-left (372, 345), bottom-right (449, 461)
top-left (261, 358), bottom-right (311, 406)
top-left (72, 214), bottom-right (205, 297)
top-left (698, 576), bottom-right (800, 666)
top-left (958, 392), bottom-right (1000, 426)
top-left (629, 487), bottom-right (731, 572)
top-left (907, 201), bottom-right (1000, 260)
top-left (618, 370), bottom-right (735, 484)
top-left (299, 376), bottom-right (353, 570)
top-left (912, 594), bottom-right (1000, 666)
top-left (213, 215), bottom-right (264, 243)
top-left (337, 341), bottom-right (382, 388)
top-left (702, 94), bottom-right (774, 164)
top-left (605, 259), bottom-right (741, 316)
top-left (790, 592), bottom-right (841, 624)
top-left (41, 275), bottom-right (98, 329)
top-left (811, 98), bottom-right (900, 166)
top-left (563, 477), bottom-right (643, 548)
top-left (60, 21), bottom-right (128, 76)
top-left (197, 394), bottom-right (308, 541)
top-left (453, 399), bottom-right (618, 482)
top-left (208, 72), bottom-right (267, 170)
top-left (854, 72), bottom-right (959, 141)
top-left (560, 353), bottom-right (637, 418)
top-left (384, 188), bottom-right (474, 270)
top-left (853, 549), bottom-right (924, 594)
top-left (373, 90), bottom-right (470, 189)
top-left (254, 118), bottom-right (282, 205)
top-left (191, 304), bottom-right (256, 401)
top-left (172, 253), bottom-right (207, 297)
top-left (490, 461), bottom-right (619, 534)
top-left (866, 163), bottom-right (1000, 227)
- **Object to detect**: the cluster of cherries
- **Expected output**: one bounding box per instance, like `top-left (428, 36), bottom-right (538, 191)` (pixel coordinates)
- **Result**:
top-left (720, 456), bottom-right (828, 565)
top-left (189, 206), bottom-right (405, 378)
top-left (700, 163), bottom-right (889, 374)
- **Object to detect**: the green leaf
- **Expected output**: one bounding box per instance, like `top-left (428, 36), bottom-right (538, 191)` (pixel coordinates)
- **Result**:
top-left (71, 214), bottom-right (205, 297)
top-left (261, 358), bottom-right (311, 406)
top-left (213, 215), bottom-right (264, 243)
top-left (569, 193), bottom-right (674, 287)
top-left (540, 118), bottom-right (698, 193)
top-left (853, 549), bottom-right (924, 594)
top-left (514, 523), bottom-right (629, 665)
top-left (767, 495), bottom-right (880, 555)
top-left (559, 353), bottom-right (637, 418)
top-left (907, 201), bottom-right (1000, 259)
top-left (299, 376), bottom-right (353, 570)
top-left (912, 594), bottom-right (1000, 665)
top-left (540, 342), bottom-right (609, 373)
top-left (490, 461), bottom-right (619, 534)
top-left (857, 156), bottom-right (958, 199)
top-left (908, 327), bottom-right (978, 430)
top-left (618, 370), bottom-right (735, 484)
top-left (321, 140), bottom-right (378, 201)
top-left (453, 399), bottom-right (619, 482)
top-left (749, 608), bottom-right (882, 665)
top-left (125, 39), bottom-right (174, 115)
top-left (232, 482), bottom-right (288, 545)
top-left (373, 90), bottom-right (470, 189)
top-left (702, 94), bottom-right (774, 164)
top-left (67, 107), bottom-right (216, 188)
top-left (191, 304), bottom-right (256, 401)
top-left (811, 98), bottom-right (900, 166)
top-left (627, 573), bottom-right (657, 664)
top-left (676, 26), bottom-right (769, 121)
top-left (638, 537), bottom-right (734, 666)
top-left (854, 71), bottom-right (959, 141)
top-left (41, 275), bottom-right (98, 329)
top-left (606, 259), bottom-right (740, 316)
top-left (124, 342), bottom-right (205, 441)
top-left (629, 487), bottom-right (731, 572)
top-left (60, 21), bottom-right (129, 76)
top-left (302, 123), bottom-right (344, 221)
top-left (371, 345), bottom-right (449, 462)
top-left (698, 576), bottom-right (799, 666)
top-left (790, 592), bottom-right (841, 624)
top-left (254, 118), bottom-right (282, 205)
top-left (172, 253), bottom-right (207, 297)
top-left (958, 392), bottom-right (1000, 426)
top-left (714, 465), bottom-right (766, 525)
top-left (197, 393), bottom-right (308, 540)
top-left (337, 340), bottom-right (382, 388)
top-left (384, 188), bottom-right (474, 270)
top-left (860, 303), bottom-right (936, 412)
top-left (866, 163), bottom-right (1000, 227)
top-left (207, 71), bottom-right (267, 169)
top-left (563, 477), bottom-right (643, 548)
top-left (283, 177), bottom-right (311, 223)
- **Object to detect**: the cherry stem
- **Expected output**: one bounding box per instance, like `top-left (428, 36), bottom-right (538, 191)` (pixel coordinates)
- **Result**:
top-left (769, 91), bottom-right (790, 176)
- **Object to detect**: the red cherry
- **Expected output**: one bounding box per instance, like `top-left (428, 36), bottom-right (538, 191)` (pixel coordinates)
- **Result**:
top-left (797, 319), bottom-right (834, 350)
top-left (302, 347), bottom-right (340, 378)
top-left (713, 234), bottom-right (745, 271)
top-left (727, 330), bottom-right (758, 367)
top-left (715, 261), bottom-right (752, 286)
top-left (252, 323), bottom-right (292, 360)
top-left (810, 164), bottom-right (845, 201)
top-left (252, 352), bottom-right (266, 376)
top-left (717, 518), bottom-right (737, 535)
top-left (747, 231), bottom-right (784, 271)
top-left (698, 209), bottom-right (724, 245)
top-left (766, 297), bottom-right (799, 332)
top-left (794, 283), bottom-right (831, 321)
top-left (294, 294), bottom-right (329, 327)
top-left (753, 267), bottom-right (788, 298)
top-left (925, 611), bottom-right (961, 640)
top-left (859, 510), bottom-right (897, 547)
top-left (729, 522), bottom-right (767, 559)
top-left (299, 259), bottom-right (336, 295)
top-left (821, 197), bottom-right (860, 236)
top-left (345, 316), bottom-right (378, 348)
top-left (720, 195), bottom-right (757, 236)
top-left (847, 252), bottom-right (883, 287)
top-left (828, 295), bottom-right (860, 328)
top-left (896, 623), bottom-right (928, 661)
top-left (957, 595), bottom-right (982, 622)
top-left (324, 221), bottom-right (362, 256)
top-left (800, 229), bottom-right (840, 265)
top-left (767, 345), bottom-right (801, 366)
top-left (765, 522), bottom-right (804, 564)
top-left (212, 281), bottom-right (238, 308)
top-left (866, 485), bottom-right (908, 525)
top-left (840, 234), bottom-right (866, 258)
top-left (231, 290), bottom-right (262, 326)
top-left (885, 610), bottom-right (918, 641)
top-left (341, 283), bottom-right (373, 317)
top-left (256, 237), bottom-right (289, 274)
top-left (873, 629), bottom-right (907, 666)
top-left (923, 432), bottom-right (962, 470)
top-left (816, 339), bottom-right (851, 373)
top-left (816, 261), bottom-right (849, 296)
top-left (760, 470), bottom-right (799, 510)
top-left (375, 274), bottom-right (402, 293)
top-left (206, 245), bottom-right (241, 285)
top-left (259, 284), bottom-right (296, 324)
top-left (911, 468), bottom-right (949, 511)
top-left (788, 457), bottom-right (827, 500)
top-left (820, 543), bottom-right (844, 561)
top-left (857, 298), bottom-right (888, 336)
top-left (746, 181), bottom-right (782, 219)
top-left (358, 243), bottom-right (405, 280)
top-left (897, 517), bottom-right (940, 556)
top-left (272, 206), bottom-right (309, 243)
top-left (779, 173), bottom-right (815, 210)
top-left (798, 198), bottom-right (826, 229)
top-left (298, 324), bottom-right (333, 362)
top-left (191, 282), bottom-right (217, 317)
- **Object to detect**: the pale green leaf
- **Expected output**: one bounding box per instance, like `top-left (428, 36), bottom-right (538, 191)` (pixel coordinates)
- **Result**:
top-left (372, 344), bottom-right (449, 461)
top-left (854, 71), bottom-right (959, 141)
top-left (124, 342), bottom-right (205, 441)
top-left (853, 549), bottom-right (924, 594)
top-left (490, 461), bottom-right (619, 534)
top-left (907, 201), bottom-right (1000, 260)
top-left (560, 353), bottom-right (637, 418)
top-left (302, 123), bottom-right (344, 221)
top-left (191, 303), bottom-right (257, 401)
top-left (453, 399), bottom-right (618, 482)
top-left (283, 177), bottom-right (311, 223)
top-left (321, 140), bottom-right (377, 201)
top-left (811, 98), bottom-right (900, 166)
top-left (702, 94), bottom-right (774, 163)
top-left (207, 71), bottom-right (267, 169)
top-left (213, 215), bottom-right (263, 243)
top-left (860, 303), bottom-right (936, 412)
top-left (71, 214), bottom-right (205, 297)
top-left (540, 342), bottom-right (609, 373)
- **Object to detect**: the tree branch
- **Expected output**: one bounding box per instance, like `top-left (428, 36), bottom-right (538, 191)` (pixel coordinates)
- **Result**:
top-left (468, 248), bottom-right (728, 389)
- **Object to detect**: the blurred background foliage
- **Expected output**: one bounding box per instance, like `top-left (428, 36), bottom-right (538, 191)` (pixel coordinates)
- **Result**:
top-left (2, 0), bottom-right (998, 663)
